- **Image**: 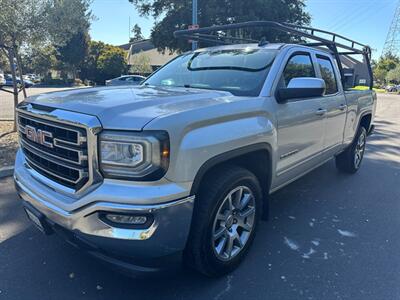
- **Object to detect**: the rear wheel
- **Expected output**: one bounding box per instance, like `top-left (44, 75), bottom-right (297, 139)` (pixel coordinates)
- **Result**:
top-left (184, 165), bottom-right (262, 277)
top-left (336, 126), bottom-right (367, 174)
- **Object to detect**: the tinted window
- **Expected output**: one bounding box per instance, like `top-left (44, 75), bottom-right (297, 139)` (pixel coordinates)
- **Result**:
top-left (144, 49), bottom-right (278, 97)
top-left (281, 54), bottom-right (316, 87)
top-left (317, 56), bottom-right (338, 95)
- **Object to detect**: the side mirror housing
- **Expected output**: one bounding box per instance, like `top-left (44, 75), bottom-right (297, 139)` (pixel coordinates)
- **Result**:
top-left (276, 78), bottom-right (326, 103)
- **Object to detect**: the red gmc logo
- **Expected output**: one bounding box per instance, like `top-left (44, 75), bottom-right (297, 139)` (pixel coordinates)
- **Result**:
top-left (24, 125), bottom-right (54, 148)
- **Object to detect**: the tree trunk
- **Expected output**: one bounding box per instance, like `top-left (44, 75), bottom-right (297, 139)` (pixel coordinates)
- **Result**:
top-left (7, 48), bottom-right (19, 132)
top-left (14, 45), bottom-right (27, 99)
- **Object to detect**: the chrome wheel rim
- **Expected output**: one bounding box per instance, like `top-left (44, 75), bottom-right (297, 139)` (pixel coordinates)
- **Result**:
top-left (354, 131), bottom-right (366, 169)
top-left (212, 186), bottom-right (256, 261)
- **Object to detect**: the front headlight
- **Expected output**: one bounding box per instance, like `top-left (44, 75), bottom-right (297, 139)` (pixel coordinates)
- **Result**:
top-left (99, 131), bottom-right (169, 180)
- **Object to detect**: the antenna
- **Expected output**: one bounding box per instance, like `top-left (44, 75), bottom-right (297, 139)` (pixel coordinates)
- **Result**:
top-left (382, 1), bottom-right (400, 56)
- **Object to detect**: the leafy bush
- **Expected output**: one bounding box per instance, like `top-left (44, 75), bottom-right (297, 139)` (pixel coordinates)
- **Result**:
top-left (41, 78), bottom-right (68, 86)
top-left (80, 41), bottom-right (128, 85)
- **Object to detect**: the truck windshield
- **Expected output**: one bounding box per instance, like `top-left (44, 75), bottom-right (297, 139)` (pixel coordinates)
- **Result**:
top-left (144, 48), bottom-right (278, 96)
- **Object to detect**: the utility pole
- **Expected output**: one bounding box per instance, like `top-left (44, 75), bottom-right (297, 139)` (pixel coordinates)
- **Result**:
top-left (192, 0), bottom-right (198, 50)
top-left (129, 17), bottom-right (131, 41)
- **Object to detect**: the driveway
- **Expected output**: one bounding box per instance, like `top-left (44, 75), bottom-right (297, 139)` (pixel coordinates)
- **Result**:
top-left (0, 94), bottom-right (399, 300)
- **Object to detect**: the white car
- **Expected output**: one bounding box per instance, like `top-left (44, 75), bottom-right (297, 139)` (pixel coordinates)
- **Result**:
top-left (105, 75), bottom-right (146, 86)
top-left (0, 73), bottom-right (5, 86)
top-left (385, 85), bottom-right (399, 93)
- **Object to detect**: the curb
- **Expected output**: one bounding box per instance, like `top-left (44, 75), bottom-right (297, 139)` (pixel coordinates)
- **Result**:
top-left (0, 166), bottom-right (14, 178)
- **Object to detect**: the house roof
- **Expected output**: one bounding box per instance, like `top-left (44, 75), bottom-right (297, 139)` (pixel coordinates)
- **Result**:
top-left (119, 39), bottom-right (155, 54)
top-left (124, 39), bottom-right (178, 67)
top-left (129, 39), bottom-right (155, 54)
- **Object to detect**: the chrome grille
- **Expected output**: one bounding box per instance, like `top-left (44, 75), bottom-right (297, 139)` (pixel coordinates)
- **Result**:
top-left (18, 113), bottom-right (89, 190)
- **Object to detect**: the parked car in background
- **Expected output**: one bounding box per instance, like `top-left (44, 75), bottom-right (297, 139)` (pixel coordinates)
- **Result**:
top-left (4, 74), bottom-right (34, 88)
top-left (385, 85), bottom-right (400, 93)
top-left (105, 75), bottom-right (146, 86)
top-left (24, 74), bottom-right (40, 83)
top-left (0, 73), bottom-right (5, 87)
top-left (22, 74), bottom-right (38, 82)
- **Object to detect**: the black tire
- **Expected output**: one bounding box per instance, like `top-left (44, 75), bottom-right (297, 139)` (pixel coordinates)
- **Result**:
top-left (335, 126), bottom-right (367, 174)
top-left (183, 165), bottom-right (262, 277)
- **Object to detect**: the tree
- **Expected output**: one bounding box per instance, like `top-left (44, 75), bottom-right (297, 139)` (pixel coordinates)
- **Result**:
top-left (128, 0), bottom-right (310, 52)
top-left (56, 30), bottom-right (90, 80)
top-left (22, 45), bottom-right (57, 77)
top-left (130, 51), bottom-right (152, 75)
top-left (386, 65), bottom-right (400, 83)
top-left (97, 47), bottom-right (128, 82)
top-left (130, 24), bottom-right (144, 43)
top-left (0, 0), bottom-right (93, 130)
top-left (81, 41), bottom-right (128, 85)
top-left (373, 53), bottom-right (400, 84)
top-left (80, 41), bottom-right (107, 83)
top-left (0, 51), bottom-right (8, 72)
top-left (0, 0), bottom-right (53, 130)
top-left (47, 0), bottom-right (94, 46)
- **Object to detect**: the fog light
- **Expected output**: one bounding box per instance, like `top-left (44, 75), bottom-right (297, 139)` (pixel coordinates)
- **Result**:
top-left (104, 214), bottom-right (148, 225)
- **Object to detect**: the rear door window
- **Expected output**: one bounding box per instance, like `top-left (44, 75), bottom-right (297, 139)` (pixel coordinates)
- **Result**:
top-left (316, 55), bottom-right (338, 95)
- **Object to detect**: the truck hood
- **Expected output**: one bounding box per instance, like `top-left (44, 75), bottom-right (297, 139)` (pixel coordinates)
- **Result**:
top-left (26, 86), bottom-right (233, 130)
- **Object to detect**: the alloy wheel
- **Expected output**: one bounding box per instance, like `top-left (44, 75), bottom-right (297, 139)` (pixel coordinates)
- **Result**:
top-left (211, 186), bottom-right (256, 261)
top-left (354, 131), bottom-right (366, 169)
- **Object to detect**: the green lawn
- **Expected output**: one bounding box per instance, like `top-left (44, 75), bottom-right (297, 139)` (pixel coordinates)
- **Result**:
top-left (350, 86), bottom-right (385, 93)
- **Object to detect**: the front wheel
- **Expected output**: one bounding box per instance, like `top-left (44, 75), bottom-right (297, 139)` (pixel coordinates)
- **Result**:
top-left (184, 165), bottom-right (262, 277)
top-left (336, 126), bottom-right (367, 174)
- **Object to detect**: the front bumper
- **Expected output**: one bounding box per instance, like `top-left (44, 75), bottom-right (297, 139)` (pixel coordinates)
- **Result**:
top-left (14, 150), bottom-right (195, 271)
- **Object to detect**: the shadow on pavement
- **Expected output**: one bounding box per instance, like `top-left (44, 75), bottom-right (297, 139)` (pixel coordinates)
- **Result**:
top-left (1, 146), bottom-right (400, 300)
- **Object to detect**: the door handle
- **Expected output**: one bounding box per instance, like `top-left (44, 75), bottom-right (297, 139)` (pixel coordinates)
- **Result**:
top-left (338, 104), bottom-right (347, 111)
top-left (315, 108), bottom-right (327, 116)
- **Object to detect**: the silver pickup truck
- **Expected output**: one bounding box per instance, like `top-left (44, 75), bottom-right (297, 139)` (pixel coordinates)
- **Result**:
top-left (14, 22), bottom-right (376, 276)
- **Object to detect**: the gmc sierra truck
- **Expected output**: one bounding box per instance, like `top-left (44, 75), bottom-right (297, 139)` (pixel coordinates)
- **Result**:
top-left (14, 22), bottom-right (376, 276)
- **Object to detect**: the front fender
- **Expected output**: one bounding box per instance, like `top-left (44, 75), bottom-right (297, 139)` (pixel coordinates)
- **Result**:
top-left (168, 115), bottom-right (277, 186)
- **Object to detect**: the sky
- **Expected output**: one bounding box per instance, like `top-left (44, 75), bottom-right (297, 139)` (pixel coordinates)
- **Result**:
top-left (90, 0), bottom-right (398, 59)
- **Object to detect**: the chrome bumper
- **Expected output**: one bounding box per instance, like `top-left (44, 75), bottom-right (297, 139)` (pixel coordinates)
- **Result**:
top-left (14, 150), bottom-right (195, 260)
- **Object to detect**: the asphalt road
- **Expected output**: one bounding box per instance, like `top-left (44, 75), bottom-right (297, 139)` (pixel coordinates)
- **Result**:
top-left (0, 87), bottom-right (79, 120)
top-left (0, 93), bottom-right (399, 300)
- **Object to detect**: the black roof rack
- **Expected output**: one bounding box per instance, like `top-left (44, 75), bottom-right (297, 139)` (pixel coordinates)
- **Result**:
top-left (173, 21), bottom-right (373, 89)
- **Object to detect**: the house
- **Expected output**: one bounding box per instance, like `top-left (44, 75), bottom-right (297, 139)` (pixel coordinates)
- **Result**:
top-left (119, 39), bottom-right (178, 75)
top-left (341, 55), bottom-right (371, 88)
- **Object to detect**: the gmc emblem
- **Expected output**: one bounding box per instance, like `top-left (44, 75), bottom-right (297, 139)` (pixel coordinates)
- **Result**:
top-left (24, 125), bottom-right (54, 148)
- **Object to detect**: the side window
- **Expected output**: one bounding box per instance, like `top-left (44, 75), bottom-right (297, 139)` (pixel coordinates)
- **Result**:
top-left (281, 53), bottom-right (316, 87)
top-left (317, 55), bottom-right (338, 95)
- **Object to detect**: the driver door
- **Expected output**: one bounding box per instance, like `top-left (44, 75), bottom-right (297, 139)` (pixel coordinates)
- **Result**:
top-left (274, 51), bottom-right (326, 186)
